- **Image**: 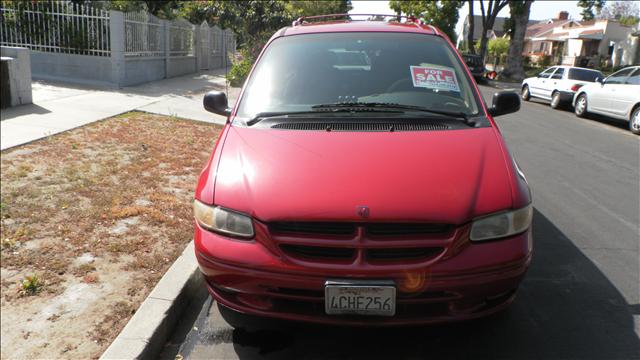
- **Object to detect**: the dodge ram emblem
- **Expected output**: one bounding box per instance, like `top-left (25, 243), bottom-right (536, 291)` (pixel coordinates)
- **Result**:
top-left (356, 206), bottom-right (369, 218)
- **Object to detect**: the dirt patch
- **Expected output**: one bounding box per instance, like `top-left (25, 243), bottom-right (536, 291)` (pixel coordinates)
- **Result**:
top-left (0, 112), bottom-right (222, 359)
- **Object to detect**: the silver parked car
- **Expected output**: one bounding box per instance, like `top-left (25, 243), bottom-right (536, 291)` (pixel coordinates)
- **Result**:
top-left (573, 66), bottom-right (640, 135)
top-left (521, 66), bottom-right (604, 109)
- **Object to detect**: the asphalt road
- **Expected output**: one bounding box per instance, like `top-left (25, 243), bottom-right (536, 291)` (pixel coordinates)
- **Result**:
top-left (161, 84), bottom-right (640, 360)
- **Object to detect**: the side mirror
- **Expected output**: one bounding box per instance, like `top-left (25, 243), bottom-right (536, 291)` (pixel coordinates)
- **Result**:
top-left (595, 77), bottom-right (604, 84)
top-left (203, 91), bottom-right (231, 116)
top-left (488, 91), bottom-right (521, 117)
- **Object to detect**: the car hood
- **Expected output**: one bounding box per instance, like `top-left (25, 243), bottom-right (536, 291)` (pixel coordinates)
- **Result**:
top-left (212, 126), bottom-right (514, 224)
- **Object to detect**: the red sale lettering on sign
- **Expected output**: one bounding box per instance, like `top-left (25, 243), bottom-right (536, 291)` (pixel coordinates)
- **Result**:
top-left (410, 65), bottom-right (460, 92)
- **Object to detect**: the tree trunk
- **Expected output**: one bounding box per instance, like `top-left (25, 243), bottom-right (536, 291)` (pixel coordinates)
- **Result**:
top-left (467, 1), bottom-right (475, 54)
top-left (478, 18), bottom-right (495, 61)
top-left (502, 0), bottom-right (533, 81)
top-left (478, 0), bottom-right (508, 62)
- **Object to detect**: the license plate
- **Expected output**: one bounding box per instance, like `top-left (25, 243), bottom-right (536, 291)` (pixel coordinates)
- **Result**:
top-left (325, 280), bottom-right (396, 316)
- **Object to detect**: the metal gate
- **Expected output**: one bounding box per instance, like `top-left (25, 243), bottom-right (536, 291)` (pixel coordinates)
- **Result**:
top-left (198, 21), bottom-right (210, 70)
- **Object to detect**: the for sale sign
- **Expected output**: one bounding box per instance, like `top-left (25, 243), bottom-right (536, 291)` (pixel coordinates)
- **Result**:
top-left (410, 65), bottom-right (460, 92)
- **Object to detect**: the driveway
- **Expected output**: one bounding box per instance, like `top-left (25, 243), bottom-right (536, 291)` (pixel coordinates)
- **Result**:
top-left (1, 69), bottom-right (239, 150)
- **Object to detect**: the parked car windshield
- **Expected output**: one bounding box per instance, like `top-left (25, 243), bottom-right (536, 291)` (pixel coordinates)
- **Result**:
top-left (627, 69), bottom-right (640, 85)
top-left (236, 32), bottom-right (480, 119)
top-left (462, 54), bottom-right (482, 67)
top-left (568, 68), bottom-right (604, 82)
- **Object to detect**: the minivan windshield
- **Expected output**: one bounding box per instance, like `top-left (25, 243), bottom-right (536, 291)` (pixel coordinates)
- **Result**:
top-left (236, 32), bottom-right (480, 119)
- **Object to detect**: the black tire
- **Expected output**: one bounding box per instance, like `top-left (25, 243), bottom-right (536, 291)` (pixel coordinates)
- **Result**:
top-left (574, 93), bottom-right (588, 118)
top-left (629, 106), bottom-right (640, 135)
top-left (521, 85), bottom-right (530, 101)
top-left (550, 91), bottom-right (561, 109)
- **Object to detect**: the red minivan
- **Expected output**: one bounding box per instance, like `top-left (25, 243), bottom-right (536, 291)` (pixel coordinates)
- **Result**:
top-left (194, 15), bottom-right (531, 326)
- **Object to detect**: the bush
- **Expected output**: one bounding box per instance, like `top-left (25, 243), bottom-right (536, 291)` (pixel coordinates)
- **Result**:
top-left (540, 54), bottom-right (552, 67)
top-left (525, 66), bottom-right (544, 78)
top-left (227, 57), bottom-right (254, 87)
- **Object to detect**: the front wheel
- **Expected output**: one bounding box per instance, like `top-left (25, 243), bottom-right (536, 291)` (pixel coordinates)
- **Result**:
top-left (550, 91), bottom-right (561, 109)
top-left (630, 107), bottom-right (640, 135)
top-left (521, 85), bottom-right (530, 101)
top-left (574, 94), bottom-right (588, 118)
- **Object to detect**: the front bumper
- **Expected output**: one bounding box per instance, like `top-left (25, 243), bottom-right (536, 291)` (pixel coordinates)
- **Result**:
top-left (469, 68), bottom-right (485, 79)
top-left (195, 222), bottom-right (532, 326)
top-left (558, 91), bottom-right (575, 103)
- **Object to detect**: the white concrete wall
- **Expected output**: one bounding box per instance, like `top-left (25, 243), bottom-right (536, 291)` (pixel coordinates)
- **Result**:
top-left (167, 56), bottom-right (197, 78)
top-left (2, 11), bottom-right (234, 87)
top-left (30, 51), bottom-right (114, 86)
top-left (613, 35), bottom-right (639, 66)
top-left (1, 46), bottom-right (32, 105)
top-left (123, 57), bottom-right (166, 86)
top-left (567, 39), bottom-right (583, 57)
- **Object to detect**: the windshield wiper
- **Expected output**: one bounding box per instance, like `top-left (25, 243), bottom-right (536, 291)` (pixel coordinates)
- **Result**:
top-left (245, 107), bottom-right (403, 126)
top-left (312, 102), bottom-right (475, 126)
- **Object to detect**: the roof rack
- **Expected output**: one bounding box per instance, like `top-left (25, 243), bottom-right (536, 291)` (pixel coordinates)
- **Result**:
top-left (291, 14), bottom-right (422, 26)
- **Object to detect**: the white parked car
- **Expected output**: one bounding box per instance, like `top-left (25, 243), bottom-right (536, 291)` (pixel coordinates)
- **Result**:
top-left (573, 66), bottom-right (640, 135)
top-left (521, 66), bottom-right (604, 109)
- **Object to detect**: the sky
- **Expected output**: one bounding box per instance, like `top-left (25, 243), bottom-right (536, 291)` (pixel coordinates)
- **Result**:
top-left (349, 1), bottom-right (583, 39)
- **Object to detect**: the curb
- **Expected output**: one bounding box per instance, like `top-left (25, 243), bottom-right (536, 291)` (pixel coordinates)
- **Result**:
top-left (100, 240), bottom-right (204, 360)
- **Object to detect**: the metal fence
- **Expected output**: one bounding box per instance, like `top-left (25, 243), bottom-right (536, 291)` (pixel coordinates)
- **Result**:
top-left (124, 10), bottom-right (162, 57)
top-left (224, 29), bottom-right (236, 65)
top-left (0, 2), bottom-right (236, 86)
top-left (0, 1), bottom-right (110, 56)
top-left (169, 18), bottom-right (194, 57)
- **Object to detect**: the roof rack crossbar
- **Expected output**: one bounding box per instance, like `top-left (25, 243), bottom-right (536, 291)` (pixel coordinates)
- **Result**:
top-left (291, 13), bottom-right (422, 26)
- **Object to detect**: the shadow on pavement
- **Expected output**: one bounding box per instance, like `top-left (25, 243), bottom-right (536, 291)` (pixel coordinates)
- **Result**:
top-left (526, 98), bottom-right (631, 132)
top-left (179, 209), bottom-right (639, 359)
top-left (0, 103), bottom-right (51, 121)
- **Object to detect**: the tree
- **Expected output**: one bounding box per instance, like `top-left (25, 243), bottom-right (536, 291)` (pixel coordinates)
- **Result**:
top-left (179, 0), bottom-right (291, 52)
top-left (388, 0), bottom-right (463, 41)
top-left (502, 0), bottom-right (533, 82)
top-left (477, 0), bottom-right (509, 62)
top-left (466, 1), bottom-right (475, 54)
top-left (598, 1), bottom-right (640, 25)
top-left (487, 37), bottom-right (510, 68)
top-left (179, 0), bottom-right (352, 52)
top-left (77, 0), bottom-right (182, 19)
top-left (578, 0), bottom-right (605, 21)
top-left (285, 1), bottom-right (352, 19)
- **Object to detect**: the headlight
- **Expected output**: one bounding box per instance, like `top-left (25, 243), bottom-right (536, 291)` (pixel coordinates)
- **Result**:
top-left (470, 204), bottom-right (532, 242)
top-left (193, 200), bottom-right (254, 238)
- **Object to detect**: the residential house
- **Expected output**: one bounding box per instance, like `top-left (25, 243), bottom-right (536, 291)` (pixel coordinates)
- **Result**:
top-left (523, 11), bottom-right (576, 64)
top-left (524, 11), bottom-right (638, 67)
top-left (611, 23), bottom-right (640, 67)
top-left (459, 15), bottom-right (538, 50)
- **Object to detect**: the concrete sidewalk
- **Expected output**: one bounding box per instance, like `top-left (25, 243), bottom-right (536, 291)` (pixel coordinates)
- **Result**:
top-left (0, 68), bottom-right (240, 151)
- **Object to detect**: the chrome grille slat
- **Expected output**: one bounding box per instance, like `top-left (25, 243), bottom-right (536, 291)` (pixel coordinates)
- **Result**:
top-left (270, 222), bottom-right (356, 236)
top-left (366, 247), bottom-right (443, 260)
top-left (280, 244), bottom-right (355, 259)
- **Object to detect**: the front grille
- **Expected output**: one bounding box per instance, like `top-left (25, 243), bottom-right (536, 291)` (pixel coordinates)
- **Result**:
top-left (366, 223), bottom-right (452, 236)
top-left (271, 122), bottom-right (449, 132)
top-left (269, 222), bottom-right (451, 237)
top-left (366, 247), bottom-right (443, 261)
top-left (269, 222), bottom-right (453, 264)
top-left (270, 222), bottom-right (356, 236)
top-left (280, 244), bottom-right (355, 259)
